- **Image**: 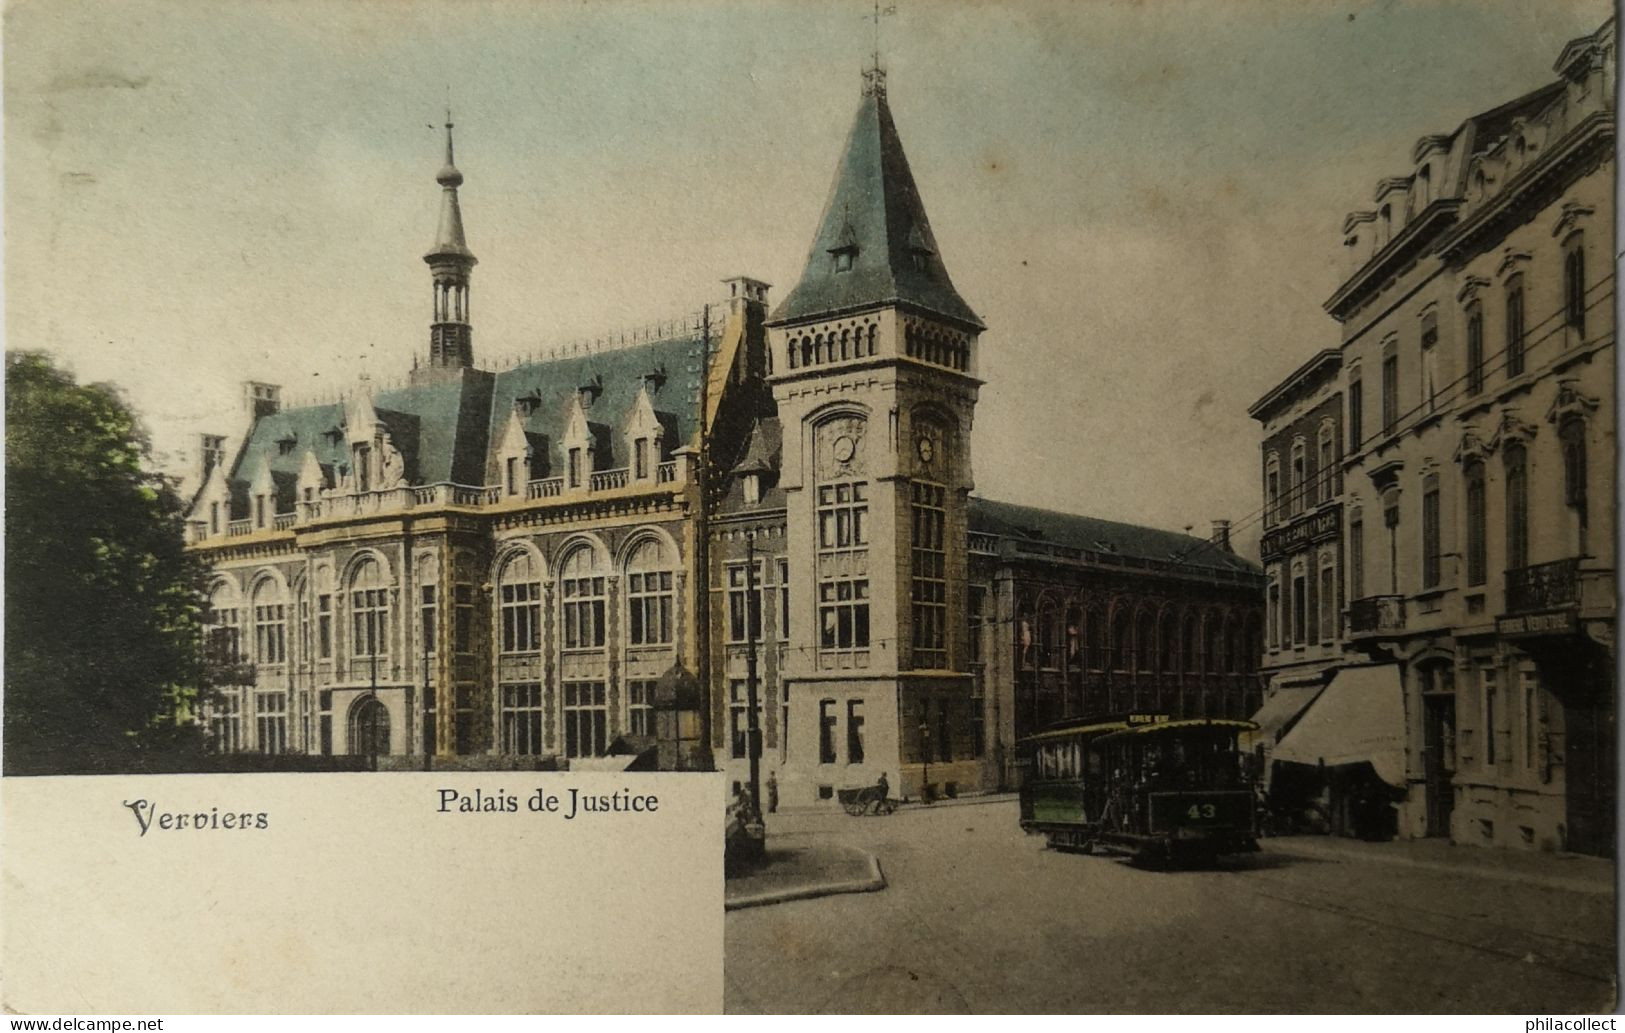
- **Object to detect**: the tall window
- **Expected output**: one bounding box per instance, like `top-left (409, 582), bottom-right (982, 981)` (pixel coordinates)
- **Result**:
top-left (1421, 311), bottom-right (1441, 409)
top-left (252, 581), bottom-right (286, 665)
top-left (911, 481), bottom-right (948, 667)
top-left (1317, 424), bottom-right (1336, 504)
top-left (1464, 304), bottom-right (1484, 396)
top-left (1482, 668), bottom-right (1498, 768)
top-left (255, 692), bottom-right (287, 754)
top-left (1381, 346), bottom-right (1399, 434)
top-left (817, 482), bottom-right (868, 549)
top-left (776, 558), bottom-right (790, 640)
top-left (560, 548), bottom-right (606, 650)
top-left (1349, 515), bottom-right (1365, 600)
top-left (350, 558), bottom-right (388, 663)
top-left (1112, 608), bottom-right (1132, 671)
top-left (1465, 462), bottom-right (1487, 587)
top-left (634, 437), bottom-right (649, 480)
top-left (505, 456), bottom-right (519, 496)
top-left (1291, 574), bottom-right (1307, 645)
top-left (501, 683), bottom-right (543, 754)
top-left (727, 561), bottom-right (764, 643)
top-left (1564, 238), bottom-right (1586, 341)
top-left (628, 680), bottom-right (655, 737)
top-left (1560, 419), bottom-right (1588, 542)
top-left (1421, 475), bottom-right (1441, 589)
top-left (317, 593), bottom-right (333, 659)
top-left (820, 580), bottom-right (870, 650)
top-left (1264, 456), bottom-right (1280, 526)
top-left (1383, 490), bottom-right (1401, 594)
top-left (454, 583), bottom-right (474, 654)
top-left (1505, 276), bottom-right (1526, 377)
top-left (846, 700), bottom-right (865, 763)
top-left (1521, 671), bottom-right (1538, 772)
top-left (818, 699), bottom-right (837, 764)
top-left (1504, 443), bottom-right (1529, 571)
top-left (562, 681), bottom-right (607, 758)
top-left (420, 584), bottom-right (437, 656)
top-left (1304, 573), bottom-right (1318, 645)
top-left (568, 447), bottom-right (583, 489)
top-left (212, 693), bottom-right (242, 753)
top-left (1267, 581), bottom-right (1280, 648)
top-left (1348, 369), bottom-right (1364, 452)
top-left (1289, 441), bottom-right (1306, 517)
top-left (1319, 562), bottom-right (1335, 644)
top-left (498, 552), bottom-right (541, 654)
top-left (626, 539), bottom-right (674, 646)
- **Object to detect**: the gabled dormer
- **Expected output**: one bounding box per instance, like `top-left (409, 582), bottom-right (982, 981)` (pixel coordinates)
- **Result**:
top-left (245, 453), bottom-right (276, 530)
top-left (297, 449), bottom-right (328, 508)
top-left (494, 406), bottom-right (534, 497)
top-left (190, 460), bottom-right (233, 538)
top-left (623, 382), bottom-right (668, 483)
top-left (561, 393), bottom-right (595, 490)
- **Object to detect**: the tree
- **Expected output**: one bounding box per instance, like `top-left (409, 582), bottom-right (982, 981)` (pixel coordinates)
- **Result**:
top-left (5, 351), bottom-right (210, 772)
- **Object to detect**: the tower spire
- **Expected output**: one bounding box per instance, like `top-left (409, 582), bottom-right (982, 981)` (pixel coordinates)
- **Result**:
top-left (424, 105), bottom-right (477, 371)
top-left (863, 1), bottom-right (895, 98)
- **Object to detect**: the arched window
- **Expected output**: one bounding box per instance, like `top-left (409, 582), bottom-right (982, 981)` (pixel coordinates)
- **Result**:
top-left (1182, 612), bottom-right (1200, 674)
top-left (207, 583), bottom-right (242, 669)
top-left (1560, 418), bottom-right (1588, 549)
top-left (350, 557), bottom-right (388, 665)
top-left (1204, 614), bottom-right (1219, 672)
top-left (1289, 439), bottom-right (1307, 517)
top-left (1111, 607), bottom-right (1132, 672)
top-left (350, 696), bottom-right (390, 758)
top-left (1465, 461), bottom-right (1487, 587)
top-left (252, 578), bottom-right (286, 666)
top-left (560, 546), bottom-right (606, 650)
top-left (1464, 302), bottom-right (1484, 395)
top-left (1317, 421), bottom-right (1336, 504)
top-left (498, 551), bottom-right (541, 654)
top-left (1160, 610), bottom-right (1178, 672)
top-left (626, 538), bottom-right (674, 647)
top-left (1504, 443), bottom-right (1529, 571)
top-left (1085, 607), bottom-right (1105, 672)
top-left (1264, 453), bottom-right (1281, 527)
top-left (1564, 236), bottom-right (1587, 340)
top-left (1504, 274), bottom-right (1526, 377)
top-left (1136, 609), bottom-right (1156, 673)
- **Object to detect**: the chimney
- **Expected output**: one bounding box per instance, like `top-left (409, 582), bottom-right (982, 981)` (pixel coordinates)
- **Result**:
top-left (244, 381), bottom-right (281, 420)
top-left (200, 434), bottom-right (226, 483)
top-left (1211, 519), bottom-right (1233, 553)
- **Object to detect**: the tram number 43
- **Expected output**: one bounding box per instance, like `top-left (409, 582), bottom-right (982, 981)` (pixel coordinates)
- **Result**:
top-left (1185, 803), bottom-right (1218, 820)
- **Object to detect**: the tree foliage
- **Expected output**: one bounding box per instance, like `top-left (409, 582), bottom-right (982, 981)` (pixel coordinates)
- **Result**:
top-left (5, 351), bottom-right (210, 772)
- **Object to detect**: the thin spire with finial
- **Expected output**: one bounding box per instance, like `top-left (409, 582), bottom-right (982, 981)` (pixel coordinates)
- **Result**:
top-left (863, 1), bottom-right (896, 97)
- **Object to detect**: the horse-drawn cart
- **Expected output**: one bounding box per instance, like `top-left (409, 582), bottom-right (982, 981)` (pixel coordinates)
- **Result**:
top-left (837, 783), bottom-right (898, 816)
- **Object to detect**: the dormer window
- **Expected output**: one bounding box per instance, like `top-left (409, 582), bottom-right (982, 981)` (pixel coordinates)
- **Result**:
top-left (505, 456), bottom-right (519, 496)
top-left (353, 443), bottom-right (371, 492)
top-left (634, 438), bottom-right (649, 480)
top-left (568, 447), bottom-right (583, 489)
top-left (742, 472), bottom-right (761, 506)
top-left (278, 436), bottom-right (296, 456)
top-left (833, 248), bottom-right (855, 273)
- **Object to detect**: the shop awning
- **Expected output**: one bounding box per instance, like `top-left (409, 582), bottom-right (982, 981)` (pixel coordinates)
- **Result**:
top-left (1271, 664), bottom-right (1406, 786)
top-left (1249, 685), bottom-right (1325, 747)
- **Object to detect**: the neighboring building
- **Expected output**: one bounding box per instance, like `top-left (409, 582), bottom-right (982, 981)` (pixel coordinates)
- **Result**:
top-left (1260, 18), bottom-right (1615, 855)
top-left (189, 68), bottom-right (1262, 803)
top-left (1247, 350), bottom-right (1347, 772)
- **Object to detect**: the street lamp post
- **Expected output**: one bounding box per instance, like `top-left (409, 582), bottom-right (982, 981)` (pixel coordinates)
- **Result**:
top-left (920, 719), bottom-right (932, 804)
top-left (744, 532), bottom-right (762, 818)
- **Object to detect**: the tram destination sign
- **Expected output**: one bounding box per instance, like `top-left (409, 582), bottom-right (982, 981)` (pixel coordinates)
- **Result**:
top-left (1260, 507), bottom-right (1340, 562)
top-left (1496, 609), bottom-right (1577, 638)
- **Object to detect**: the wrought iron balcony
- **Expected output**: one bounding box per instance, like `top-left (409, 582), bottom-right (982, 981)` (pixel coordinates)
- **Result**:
top-left (1504, 558), bottom-right (1580, 615)
top-left (1348, 595), bottom-right (1406, 636)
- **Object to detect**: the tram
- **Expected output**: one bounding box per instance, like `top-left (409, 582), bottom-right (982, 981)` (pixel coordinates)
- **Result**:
top-left (1019, 714), bottom-right (1259, 867)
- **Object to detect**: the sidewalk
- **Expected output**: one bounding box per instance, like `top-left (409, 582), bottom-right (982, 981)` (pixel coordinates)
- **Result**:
top-left (1263, 833), bottom-right (1615, 895)
top-left (772, 790), bottom-right (1019, 816)
top-left (724, 842), bottom-right (886, 910)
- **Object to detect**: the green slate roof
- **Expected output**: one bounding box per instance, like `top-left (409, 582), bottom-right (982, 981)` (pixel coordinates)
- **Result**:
top-left (224, 335), bottom-right (705, 517)
top-left (968, 497), bottom-right (1261, 578)
top-left (771, 87), bottom-right (982, 330)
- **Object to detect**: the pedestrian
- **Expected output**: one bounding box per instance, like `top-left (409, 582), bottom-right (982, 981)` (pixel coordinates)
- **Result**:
top-left (766, 771), bottom-right (779, 814)
top-left (876, 771), bottom-right (889, 801)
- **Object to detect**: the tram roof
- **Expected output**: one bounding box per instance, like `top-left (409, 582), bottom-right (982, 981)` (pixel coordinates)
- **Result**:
top-left (1020, 720), bottom-right (1130, 745)
top-left (1095, 718), bottom-right (1258, 744)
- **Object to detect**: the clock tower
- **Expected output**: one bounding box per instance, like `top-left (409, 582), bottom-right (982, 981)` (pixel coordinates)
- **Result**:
top-left (766, 66), bottom-right (985, 801)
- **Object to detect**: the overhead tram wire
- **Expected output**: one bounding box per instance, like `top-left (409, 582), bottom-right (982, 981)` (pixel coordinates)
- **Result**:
top-left (1155, 270), bottom-right (1616, 571)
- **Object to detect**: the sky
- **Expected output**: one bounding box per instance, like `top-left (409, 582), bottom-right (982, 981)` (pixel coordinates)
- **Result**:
top-left (4, 0), bottom-right (1609, 558)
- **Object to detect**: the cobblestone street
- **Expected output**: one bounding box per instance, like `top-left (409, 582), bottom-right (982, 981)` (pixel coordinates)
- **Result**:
top-left (725, 799), bottom-right (1616, 1013)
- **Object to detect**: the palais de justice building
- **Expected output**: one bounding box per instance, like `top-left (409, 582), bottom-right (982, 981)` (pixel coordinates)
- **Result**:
top-left (188, 69), bottom-right (1262, 803)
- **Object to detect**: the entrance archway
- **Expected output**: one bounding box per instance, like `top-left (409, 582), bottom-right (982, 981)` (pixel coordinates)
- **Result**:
top-left (350, 696), bottom-right (391, 757)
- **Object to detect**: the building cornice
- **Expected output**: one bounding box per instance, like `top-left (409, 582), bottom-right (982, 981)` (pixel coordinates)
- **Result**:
top-left (1324, 199), bottom-right (1462, 321)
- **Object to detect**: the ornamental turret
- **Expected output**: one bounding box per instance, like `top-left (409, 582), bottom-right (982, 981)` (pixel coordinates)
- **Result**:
top-left (424, 116), bottom-right (477, 370)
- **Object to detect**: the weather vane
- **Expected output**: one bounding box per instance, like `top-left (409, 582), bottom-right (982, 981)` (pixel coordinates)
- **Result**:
top-left (863, 1), bottom-right (896, 95)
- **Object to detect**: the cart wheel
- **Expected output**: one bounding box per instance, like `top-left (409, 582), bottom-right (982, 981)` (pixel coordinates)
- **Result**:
top-left (842, 800), bottom-right (865, 817)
